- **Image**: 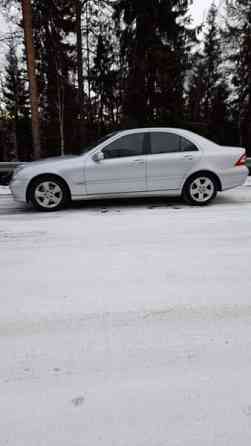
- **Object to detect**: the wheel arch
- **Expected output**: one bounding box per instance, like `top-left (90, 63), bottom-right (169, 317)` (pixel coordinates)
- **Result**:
top-left (26, 173), bottom-right (71, 203)
top-left (182, 170), bottom-right (222, 194)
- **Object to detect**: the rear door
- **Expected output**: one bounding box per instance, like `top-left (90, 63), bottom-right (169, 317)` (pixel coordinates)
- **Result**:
top-left (85, 132), bottom-right (147, 195)
top-left (146, 131), bottom-right (201, 191)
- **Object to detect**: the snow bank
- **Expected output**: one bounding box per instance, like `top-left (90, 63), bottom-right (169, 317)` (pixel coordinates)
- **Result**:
top-left (0, 185), bottom-right (11, 195)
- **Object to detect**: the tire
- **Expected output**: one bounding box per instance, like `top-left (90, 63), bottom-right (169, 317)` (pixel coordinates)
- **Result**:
top-left (183, 173), bottom-right (217, 206)
top-left (29, 175), bottom-right (70, 211)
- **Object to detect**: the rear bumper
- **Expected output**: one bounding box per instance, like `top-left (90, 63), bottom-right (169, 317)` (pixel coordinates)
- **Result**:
top-left (219, 166), bottom-right (249, 191)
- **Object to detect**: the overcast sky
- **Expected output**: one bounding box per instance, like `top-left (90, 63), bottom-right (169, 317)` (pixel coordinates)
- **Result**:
top-left (191, 0), bottom-right (224, 24)
top-left (0, 0), bottom-right (220, 27)
top-left (191, 0), bottom-right (212, 23)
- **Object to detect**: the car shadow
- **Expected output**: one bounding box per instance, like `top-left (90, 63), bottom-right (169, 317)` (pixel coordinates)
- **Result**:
top-left (69, 196), bottom-right (186, 212)
top-left (0, 195), bottom-right (185, 216)
top-left (2, 189), bottom-right (250, 216)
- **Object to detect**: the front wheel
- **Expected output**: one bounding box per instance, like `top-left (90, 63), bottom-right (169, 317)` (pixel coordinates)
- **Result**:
top-left (183, 174), bottom-right (217, 206)
top-left (29, 176), bottom-right (69, 211)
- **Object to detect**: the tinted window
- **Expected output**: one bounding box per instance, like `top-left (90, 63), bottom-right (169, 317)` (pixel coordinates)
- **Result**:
top-left (102, 133), bottom-right (144, 159)
top-left (150, 132), bottom-right (180, 154)
top-left (180, 137), bottom-right (198, 152)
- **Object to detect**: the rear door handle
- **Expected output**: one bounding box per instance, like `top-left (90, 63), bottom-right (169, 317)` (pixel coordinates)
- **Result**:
top-left (183, 154), bottom-right (193, 160)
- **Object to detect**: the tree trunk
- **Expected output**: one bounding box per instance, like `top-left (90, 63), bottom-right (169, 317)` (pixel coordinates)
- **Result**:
top-left (85, 1), bottom-right (92, 125)
top-left (76, 0), bottom-right (85, 146)
top-left (57, 73), bottom-right (65, 157)
top-left (21, 0), bottom-right (41, 159)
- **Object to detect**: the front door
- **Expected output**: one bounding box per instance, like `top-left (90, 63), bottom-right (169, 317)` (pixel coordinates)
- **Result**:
top-left (85, 132), bottom-right (147, 195)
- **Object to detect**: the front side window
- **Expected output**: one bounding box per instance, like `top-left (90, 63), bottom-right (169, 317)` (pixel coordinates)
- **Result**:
top-left (150, 132), bottom-right (180, 154)
top-left (102, 133), bottom-right (144, 159)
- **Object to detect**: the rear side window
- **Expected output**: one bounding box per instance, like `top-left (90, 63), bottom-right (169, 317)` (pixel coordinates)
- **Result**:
top-left (150, 132), bottom-right (180, 154)
top-left (180, 137), bottom-right (198, 152)
top-left (102, 133), bottom-right (144, 159)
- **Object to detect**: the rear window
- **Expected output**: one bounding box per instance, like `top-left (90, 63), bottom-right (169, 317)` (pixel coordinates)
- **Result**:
top-left (150, 133), bottom-right (180, 154)
top-left (180, 137), bottom-right (198, 152)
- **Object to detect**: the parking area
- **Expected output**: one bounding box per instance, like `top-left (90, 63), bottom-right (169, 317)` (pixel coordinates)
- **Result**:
top-left (1, 181), bottom-right (251, 446)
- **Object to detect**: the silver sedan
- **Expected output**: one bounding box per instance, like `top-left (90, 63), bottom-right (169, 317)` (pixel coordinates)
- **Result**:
top-left (10, 128), bottom-right (249, 211)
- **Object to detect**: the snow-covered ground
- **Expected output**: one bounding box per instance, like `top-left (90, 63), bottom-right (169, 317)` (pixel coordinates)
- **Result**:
top-left (0, 185), bottom-right (11, 195)
top-left (1, 181), bottom-right (251, 446)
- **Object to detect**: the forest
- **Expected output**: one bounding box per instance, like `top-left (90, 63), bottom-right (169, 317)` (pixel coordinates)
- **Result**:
top-left (0, 0), bottom-right (250, 161)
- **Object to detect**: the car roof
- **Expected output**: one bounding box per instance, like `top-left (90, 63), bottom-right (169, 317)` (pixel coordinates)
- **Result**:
top-left (115, 128), bottom-right (219, 150)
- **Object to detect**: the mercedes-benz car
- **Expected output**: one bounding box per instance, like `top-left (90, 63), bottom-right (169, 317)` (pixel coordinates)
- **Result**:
top-left (10, 128), bottom-right (248, 211)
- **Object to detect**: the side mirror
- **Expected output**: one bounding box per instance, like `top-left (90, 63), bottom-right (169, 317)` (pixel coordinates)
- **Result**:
top-left (93, 152), bottom-right (104, 162)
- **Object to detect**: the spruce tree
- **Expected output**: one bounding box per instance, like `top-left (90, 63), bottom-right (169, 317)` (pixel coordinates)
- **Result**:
top-left (187, 2), bottom-right (231, 142)
top-left (3, 40), bottom-right (30, 159)
top-left (113, 0), bottom-right (195, 127)
top-left (203, 3), bottom-right (221, 122)
top-left (224, 0), bottom-right (251, 154)
top-left (31, 0), bottom-right (77, 156)
top-left (3, 40), bottom-right (29, 121)
top-left (91, 30), bottom-right (119, 133)
top-left (186, 53), bottom-right (207, 128)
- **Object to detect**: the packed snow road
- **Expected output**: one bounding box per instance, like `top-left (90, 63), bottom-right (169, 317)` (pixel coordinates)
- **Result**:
top-left (1, 181), bottom-right (251, 446)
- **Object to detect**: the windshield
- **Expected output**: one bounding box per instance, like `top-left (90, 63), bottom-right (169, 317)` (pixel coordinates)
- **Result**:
top-left (81, 132), bottom-right (119, 154)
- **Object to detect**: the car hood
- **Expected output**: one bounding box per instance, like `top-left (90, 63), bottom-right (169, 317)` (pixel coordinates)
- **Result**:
top-left (16, 155), bottom-right (79, 172)
top-left (24, 155), bottom-right (79, 167)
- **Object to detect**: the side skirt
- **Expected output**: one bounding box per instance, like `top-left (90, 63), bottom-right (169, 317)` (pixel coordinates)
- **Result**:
top-left (71, 189), bottom-right (181, 201)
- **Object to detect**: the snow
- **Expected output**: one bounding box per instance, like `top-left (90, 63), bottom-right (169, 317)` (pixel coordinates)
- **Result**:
top-left (0, 185), bottom-right (11, 195)
top-left (1, 180), bottom-right (251, 445)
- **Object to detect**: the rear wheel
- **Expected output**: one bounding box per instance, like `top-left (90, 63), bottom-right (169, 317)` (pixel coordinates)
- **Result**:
top-left (29, 176), bottom-right (69, 211)
top-left (183, 174), bottom-right (217, 206)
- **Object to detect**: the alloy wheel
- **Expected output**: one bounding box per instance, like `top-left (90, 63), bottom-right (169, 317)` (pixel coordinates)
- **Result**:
top-left (34, 181), bottom-right (64, 209)
top-left (189, 176), bottom-right (215, 203)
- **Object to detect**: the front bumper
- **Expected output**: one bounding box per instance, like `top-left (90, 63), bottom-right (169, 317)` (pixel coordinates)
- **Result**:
top-left (9, 178), bottom-right (29, 203)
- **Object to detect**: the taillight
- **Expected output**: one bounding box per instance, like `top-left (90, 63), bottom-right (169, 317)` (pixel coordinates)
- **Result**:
top-left (235, 153), bottom-right (247, 166)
